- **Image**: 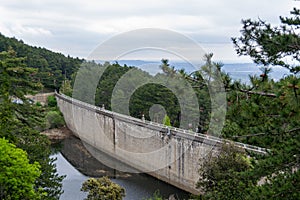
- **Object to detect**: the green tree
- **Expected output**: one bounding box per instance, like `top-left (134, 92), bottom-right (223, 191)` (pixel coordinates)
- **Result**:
top-left (163, 115), bottom-right (171, 126)
top-left (144, 190), bottom-right (163, 200)
top-left (160, 59), bottom-right (176, 77)
top-left (0, 48), bottom-right (43, 139)
top-left (196, 143), bottom-right (253, 200)
top-left (45, 110), bottom-right (65, 129)
top-left (0, 33), bottom-right (83, 89)
top-left (47, 95), bottom-right (57, 107)
top-left (0, 49), bottom-right (65, 199)
top-left (0, 138), bottom-right (43, 200)
top-left (232, 7), bottom-right (300, 74)
top-left (81, 177), bottom-right (125, 200)
top-left (203, 7), bottom-right (300, 200)
top-left (60, 79), bottom-right (73, 96)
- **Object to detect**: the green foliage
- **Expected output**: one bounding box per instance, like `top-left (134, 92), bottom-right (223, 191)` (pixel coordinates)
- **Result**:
top-left (197, 8), bottom-right (300, 199)
top-left (81, 177), bottom-right (126, 200)
top-left (223, 74), bottom-right (300, 147)
top-left (60, 79), bottom-right (73, 96)
top-left (0, 48), bottom-right (44, 139)
top-left (0, 47), bottom-right (42, 100)
top-left (130, 83), bottom-right (180, 126)
top-left (0, 49), bottom-right (64, 199)
top-left (0, 33), bottom-right (83, 89)
top-left (36, 101), bottom-right (42, 106)
top-left (197, 143), bottom-right (253, 200)
top-left (250, 170), bottom-right (300, 200)
top-left (91, 59), bottom-right (211, 130)
top-left (1, 13), bottom-right (298, 199)
top-left (45, 110), bottom-right (65, 129)
top-left (75, 61), bottom-right (183, 127)
top-left (144, 190), bottom-right (163, 200)
top-left (73, 61), bottom-right (107, 104)
top-left (95, 62), bottom-right (131, 109)
top-left (0, 138), bottom-right (43, 200)
top-left (163, 115), bottom-right (171, 126)
top-left (232, 7), bottom-right (300, 73)
top-left (47, 95), bottom-right (57, 107)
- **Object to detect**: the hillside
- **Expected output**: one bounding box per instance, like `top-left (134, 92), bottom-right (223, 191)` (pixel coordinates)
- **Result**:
top-left (0, 33), bottom-right (83, 89)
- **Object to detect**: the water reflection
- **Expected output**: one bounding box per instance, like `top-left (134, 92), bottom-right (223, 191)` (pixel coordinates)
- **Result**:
top-left (53, 153), bottom-right (88, 200)
top-left (54, 136), bottom-right (189, 200)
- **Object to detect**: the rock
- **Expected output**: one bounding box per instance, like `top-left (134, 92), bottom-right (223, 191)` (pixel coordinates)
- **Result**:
top-left (40, 126), bottom-right (72, 142)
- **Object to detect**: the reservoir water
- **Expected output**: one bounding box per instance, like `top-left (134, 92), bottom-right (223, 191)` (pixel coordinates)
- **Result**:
top-left (53, 136), bottom-right (190, 200)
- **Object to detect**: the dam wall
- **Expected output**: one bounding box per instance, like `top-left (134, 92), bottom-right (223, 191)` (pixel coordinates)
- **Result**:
top-left (56, 92), bottom-right (266, 194)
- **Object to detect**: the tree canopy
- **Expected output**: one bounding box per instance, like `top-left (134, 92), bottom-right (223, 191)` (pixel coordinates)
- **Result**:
top-left (0, 48), bottom-right (64, 199)
top-left (81, 177), bottom-right (125, 200)
top-left (196, 7), bottom-right (300, 200)
top-left (0, 138), bottom-right (42, 200)
top-left (0, 33), bottom-right (83, 89)
top-left (1, 7), bottom-right (299, 199)
top-left (196, 143), bottom-right (253, 200)
top-left (232, 8), bottom-right (300, 74)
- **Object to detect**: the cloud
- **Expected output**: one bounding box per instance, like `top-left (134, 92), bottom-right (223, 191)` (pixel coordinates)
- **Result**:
top-left (0, 0), bottom-right (299, 61)
top-left (10, 24), bottom-right (52, 37)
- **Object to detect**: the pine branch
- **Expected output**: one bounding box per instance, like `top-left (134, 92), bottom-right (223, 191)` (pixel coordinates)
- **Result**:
top-left (239, 89), bottom-right (277, 97)
top-left (232, 133), bottom-right (267, 138)
top-left (232, 127), bottom-right (300, 138)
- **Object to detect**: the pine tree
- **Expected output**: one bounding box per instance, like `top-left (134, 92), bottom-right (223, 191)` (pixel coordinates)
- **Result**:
top-left (0, 48), bottom-right (65, 199)
top-left (196, 8), bottom-right (300, 200)
top-left (232, 8), bottom-right (300, 74)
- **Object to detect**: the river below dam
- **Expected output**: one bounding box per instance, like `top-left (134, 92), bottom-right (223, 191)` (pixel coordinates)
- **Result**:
top-left (52, 136), bottom-right (190, 200)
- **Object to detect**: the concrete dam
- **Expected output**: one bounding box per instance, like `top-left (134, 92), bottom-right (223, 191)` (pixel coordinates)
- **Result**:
top-left (56, 92), bottom-right (266, 194)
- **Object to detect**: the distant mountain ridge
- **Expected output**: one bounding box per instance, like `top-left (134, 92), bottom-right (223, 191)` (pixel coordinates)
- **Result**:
top-left (97, 60), bottom-right (291, 83)
top-left (0, 32), bottom-right (290, 88)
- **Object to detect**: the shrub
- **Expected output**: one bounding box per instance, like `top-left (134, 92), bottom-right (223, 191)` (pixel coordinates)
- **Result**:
top-left (163, 115), bottom-right (171, 126)
top-left (81, 177), bottom-right (125, 200)
top-left (0, 138), bottom-right (42, 199)
top-left (45, 111), bottom-right (65, 129)
top-left (47, 95), bottom-right (57, 107)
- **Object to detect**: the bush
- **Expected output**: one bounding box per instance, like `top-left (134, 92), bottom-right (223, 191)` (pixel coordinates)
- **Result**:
top-left (163, 115), bottom-right (171, 126)
top-left (81, 177), bottom-right (125, 200)
top-left (145, 190), bottom-right (163, 200)
top-left (0, 138), bottom-right (42, 199)
top-left (47, 95), bottom-right (57, 107)
top-left (45, 111), bottom-right (65, 129)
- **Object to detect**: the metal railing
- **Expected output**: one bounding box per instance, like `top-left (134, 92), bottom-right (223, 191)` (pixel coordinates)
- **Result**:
top-left (55, 92), bottom-right (268, 154)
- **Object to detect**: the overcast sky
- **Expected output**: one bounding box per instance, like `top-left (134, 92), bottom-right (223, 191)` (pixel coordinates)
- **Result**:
top-left (0, 0), bottom-right (299, 62)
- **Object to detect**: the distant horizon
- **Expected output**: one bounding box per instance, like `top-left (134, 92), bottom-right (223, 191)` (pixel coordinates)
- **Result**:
top-left (1, 32), bottom-right (252, 64)
top-left (0, 32), bottom-right (296, 71)
top-left (95, 59), bottom-right (291, 84)
top-left (95, 59), bottom-right (255, 65)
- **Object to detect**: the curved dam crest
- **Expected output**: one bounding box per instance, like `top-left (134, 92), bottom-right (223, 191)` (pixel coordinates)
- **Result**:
top-left (56, 92), bottom-right (266, 194)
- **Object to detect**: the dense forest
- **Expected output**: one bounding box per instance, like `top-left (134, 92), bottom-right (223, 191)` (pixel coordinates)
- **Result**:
top-left (196, 7), bottom-right (300, 200)
top-left (0, 48), bottom-right (64, 199)
top-left (0, 7), bottom-right (299, 200)
top-left (72, 59), bottom-right (212, 130)
top-left (0, 33), bottom-right (83, 89)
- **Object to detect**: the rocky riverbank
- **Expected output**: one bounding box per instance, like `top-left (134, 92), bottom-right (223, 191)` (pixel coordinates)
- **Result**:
top-left (41, 126), bottom-right (72, 142)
